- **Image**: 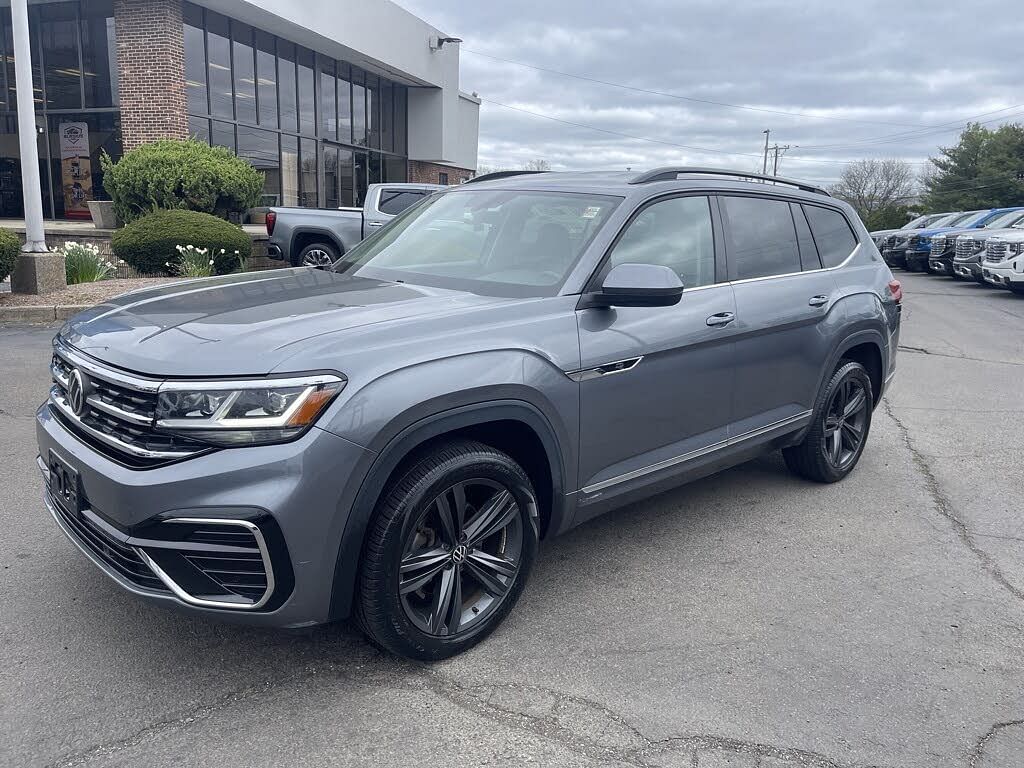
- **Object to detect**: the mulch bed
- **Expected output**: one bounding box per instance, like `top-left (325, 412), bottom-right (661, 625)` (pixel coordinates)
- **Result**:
top-left (0, 278), bottom-right (180, 308)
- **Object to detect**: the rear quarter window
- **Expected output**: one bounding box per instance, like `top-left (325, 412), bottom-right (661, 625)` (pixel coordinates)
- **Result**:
top-left (803, 205), bottom-right (858, 268)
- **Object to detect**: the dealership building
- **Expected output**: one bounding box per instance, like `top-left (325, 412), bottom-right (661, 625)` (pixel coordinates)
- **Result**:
top-left (0, 0), bottom-right (480, 220)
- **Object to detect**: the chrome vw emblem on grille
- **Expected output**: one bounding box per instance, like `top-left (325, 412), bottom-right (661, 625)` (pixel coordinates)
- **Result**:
top-left (67, 368), bottom-right (87, 417)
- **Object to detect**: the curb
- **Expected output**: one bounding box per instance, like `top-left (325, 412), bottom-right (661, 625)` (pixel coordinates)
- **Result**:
top-left (0, 305), bottom-right (91, 324)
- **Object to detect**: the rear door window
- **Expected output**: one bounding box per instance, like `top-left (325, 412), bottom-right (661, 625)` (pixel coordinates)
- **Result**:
top-left (721, 196), bottom-right (801, 280)
top-left (803, 205), bottom-right (858, 268)
top-left (377, 189), bottom-right (428, 215)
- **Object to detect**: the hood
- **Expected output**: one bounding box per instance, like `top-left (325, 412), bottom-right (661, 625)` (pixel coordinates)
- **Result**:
top-left (990, 229), bottom-right (1024, 243)
top-left (59, 268), bottom-right (506, 377)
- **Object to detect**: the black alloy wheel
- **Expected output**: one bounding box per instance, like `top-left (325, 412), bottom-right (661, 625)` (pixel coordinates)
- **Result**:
top-left (399, 479), bottom-right (524, 637)
top-left (356, 440), bottom-right (539, 660)
top-left (820, 377), bottom-right (869, 471)
top-left (783, 360), bottom-right (874, 483)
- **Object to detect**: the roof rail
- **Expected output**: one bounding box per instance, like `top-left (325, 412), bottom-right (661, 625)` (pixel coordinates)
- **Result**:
top-left (629, 167), bottom-right (830, 197)
top-left (464, 170), bottom-right (550, 184)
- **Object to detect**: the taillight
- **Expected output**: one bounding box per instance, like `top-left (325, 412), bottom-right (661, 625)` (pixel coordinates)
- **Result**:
top-left (265, 210), bottom-right (276, 236)
top-left (888, 279), bottom-right (902, 303)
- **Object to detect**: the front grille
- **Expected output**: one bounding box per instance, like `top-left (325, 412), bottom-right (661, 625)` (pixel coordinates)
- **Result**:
top-left (955, 238), bottom-right (977, 259)
top-left (986, 240), bottom-right (1008, 263)
top-left (50, 346), bottom-right (208, 467)
top-left (908, 235), bottom-right (920, 249)
top-left (884, 235), bottom-right (898, 249)
top-left (48, 489), bottom-right (169, 593)
top-left (929, 236), bottom-right (946, 255)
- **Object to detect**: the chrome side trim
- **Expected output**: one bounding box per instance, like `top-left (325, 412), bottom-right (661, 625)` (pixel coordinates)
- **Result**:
top-left (580, 410), bottom-right (813, 495)
top-left (566, 356), bottom-right (644, 383)
top-left (54, 340), bottom-right (162, 393)
top-left (49, 386), bottom-right (198, 460)
top-left (136, 518), bottom-right (276, 611)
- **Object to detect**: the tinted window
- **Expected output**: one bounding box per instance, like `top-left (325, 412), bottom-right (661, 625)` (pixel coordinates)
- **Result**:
top-left (607, 196), bottom-right (715, 288)
top-left (722, 196), bottom-right (801, 280)
top-left (378, 190), bottom-right (427, 215)
top-left (804, 205), bottom-right (857, 268)
top-left (791, 204), bottom-right (822, 271)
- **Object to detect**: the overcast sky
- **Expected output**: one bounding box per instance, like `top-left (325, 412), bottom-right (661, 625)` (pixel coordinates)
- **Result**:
top-left (401, 0), bottom-right (1023, 185)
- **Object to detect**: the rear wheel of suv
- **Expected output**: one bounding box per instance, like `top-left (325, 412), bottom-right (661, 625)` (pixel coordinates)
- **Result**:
top-left (783, 360), bottom-right (873, 483)
top-left (356, 440), bottom-right (539, 660)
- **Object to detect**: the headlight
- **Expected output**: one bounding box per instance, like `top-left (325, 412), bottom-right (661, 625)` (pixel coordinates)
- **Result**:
top-left (155, 374), bottom-right (346, 447)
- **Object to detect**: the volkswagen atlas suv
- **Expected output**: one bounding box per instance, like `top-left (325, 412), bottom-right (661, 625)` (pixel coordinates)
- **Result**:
top-left (37, 167), bottom-right (900, 660)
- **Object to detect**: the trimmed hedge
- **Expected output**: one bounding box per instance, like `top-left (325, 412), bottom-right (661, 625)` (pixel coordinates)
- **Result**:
top-left (111, 209), bottom-right (252, 276)
top-left (100, 139), bottom-right (263, 224)
top-left (0, 227), bottom-right (19, 283)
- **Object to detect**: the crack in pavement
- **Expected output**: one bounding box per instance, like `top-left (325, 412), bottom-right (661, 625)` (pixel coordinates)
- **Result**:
top-left (418, 673), bottom-right (890, 768)
top-left (967, 719), bottom-right (1024, 768)
top-left (897, 345), bottom-right (1024, 367)
top-left (883, 398), bottom-right (1024, 606)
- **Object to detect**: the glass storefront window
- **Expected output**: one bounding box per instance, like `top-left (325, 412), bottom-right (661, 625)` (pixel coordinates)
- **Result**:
top-left (232, 22), bottom-right (257, 124)
top-left (189, 116), bottom-right (210, 143)
top-left (183, 4), bottom-right (207, 114)
top-left (338, 147), bottom-right (354, 207)
top-left (277, 41), bottom-right (298, 133)
top-left (238, 125), bottom-right (280, 205)
top-left (337, 63), bottom-right (351, 145)
top-left (1, 10), bottom-right (13, 111)
top-left (81, 1), bottom-right (118, 108)
top-left (297, 47), bottom-right (315, 136)
top-left (41, 4), bottom-right (81, 110)
top-left (206, 12), bottom-right (233, 119)
top-left (255, 31), bottom-right (277, 129)
top-left (211, 120), bottom-right (235, 152)
top-left (366, 73), bottom-right (380, 150)
top-left (319, 58), bottom-right (336, 141)
top-left (351, 68), bottom-right (366, 148)
top-left (380, 82), bottom-right (393, 154)
top-left (394, 86), bottom-right (407, 156)
top-left (281, 134), bottom-right (299, 206)
top-left (299, 138), bottom-right (317, 207)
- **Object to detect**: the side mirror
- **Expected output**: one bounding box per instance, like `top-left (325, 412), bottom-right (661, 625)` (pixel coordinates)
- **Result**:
top-left (584, 263), bottom-right (684, 308)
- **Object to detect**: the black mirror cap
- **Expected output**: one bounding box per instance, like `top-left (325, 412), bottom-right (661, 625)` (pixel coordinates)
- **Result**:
top-left (584, 263), bottom-right (684, 308)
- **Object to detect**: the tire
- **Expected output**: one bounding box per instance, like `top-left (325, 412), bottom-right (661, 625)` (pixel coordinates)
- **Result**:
top-left (293, 241), bottom-right (339, 268)
top-left (783, 360), bottom-right (873, 483)
top-left (356, 440), bottom-right (540, 660)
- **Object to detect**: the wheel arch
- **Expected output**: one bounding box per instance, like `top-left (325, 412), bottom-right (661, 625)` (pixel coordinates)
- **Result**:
top-left (821, 328), bottom-right (887, 407)
top-left (327, 400), bottom-right (568, 621)
top-left (289, 228), bottom-right (345, 266)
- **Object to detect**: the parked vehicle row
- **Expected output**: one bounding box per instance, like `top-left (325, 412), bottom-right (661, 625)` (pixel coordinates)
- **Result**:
top-left (873, 207), bottom-right (1024, 294)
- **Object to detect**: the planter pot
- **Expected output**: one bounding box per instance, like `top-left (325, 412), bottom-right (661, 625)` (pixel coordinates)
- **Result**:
top-left (87, 200), bottom-right (120, 229)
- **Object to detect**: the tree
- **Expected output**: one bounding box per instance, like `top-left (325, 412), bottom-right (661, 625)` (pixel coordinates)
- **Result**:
top-left (830, 159), bottom-right (917, 230)
top-left (523, 159), bottom-right (551, 171)
top-left (923, 123), bottom-right (1024, 211)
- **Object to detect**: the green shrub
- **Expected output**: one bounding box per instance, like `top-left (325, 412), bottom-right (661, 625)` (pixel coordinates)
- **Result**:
top-left (168, 245), bottom-right (215, 278)
top-left (62, 241), bottom-right (114, 284)
top-left (0, 228), bottom-right (18, 282)
top-left (100, 139), bottom-right (263, 224)
top-left (111, 209), bottom-right (252, 276)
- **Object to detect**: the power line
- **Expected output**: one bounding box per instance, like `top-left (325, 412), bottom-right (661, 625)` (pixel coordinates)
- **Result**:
top-left (465, 49), bottom-right (930, 128)
top-left (480, 98), bottom-right (929, 168)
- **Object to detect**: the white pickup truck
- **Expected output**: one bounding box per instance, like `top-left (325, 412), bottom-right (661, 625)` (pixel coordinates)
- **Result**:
top-left (265, 183), bottom-right (444, 267)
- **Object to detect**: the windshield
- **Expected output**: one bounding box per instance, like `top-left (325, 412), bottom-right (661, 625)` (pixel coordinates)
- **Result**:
top-left (905, 214), bottom-right (932, 228)
top-left (983, 210), bottom-right (1024, 229)
top-left (924, 213), bottom-right (960, 228)
top-left (333, 189), bottom-right (622, 297)
top-left (946, 210), bottom-right (987, 228)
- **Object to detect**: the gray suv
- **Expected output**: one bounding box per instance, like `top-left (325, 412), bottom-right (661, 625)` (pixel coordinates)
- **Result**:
top-left (37, 167), bottom-right (901, 660)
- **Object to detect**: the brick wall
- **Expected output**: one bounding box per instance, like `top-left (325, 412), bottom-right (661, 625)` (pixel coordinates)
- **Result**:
top-left (408, 161), bottom-right (474, 185)
top-left (115, 0), bottom-right (189, 151)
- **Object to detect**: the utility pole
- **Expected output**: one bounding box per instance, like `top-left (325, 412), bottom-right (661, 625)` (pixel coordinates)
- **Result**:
top-left (762, 129), bottom-right (771, 175)
top-left (11, 0), bottom-right (46, 253)
top-left (771, 143), bottom-right (794, 176)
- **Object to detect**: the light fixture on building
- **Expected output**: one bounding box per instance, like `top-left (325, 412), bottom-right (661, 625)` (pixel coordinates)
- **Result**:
top-left (429, 35), bottom-right (462, 51)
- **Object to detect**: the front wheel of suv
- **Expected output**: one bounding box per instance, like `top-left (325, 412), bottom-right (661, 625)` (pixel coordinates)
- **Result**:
top-left (356, 440), bottom-right (540, 660)
top-left (783, 360), bottom-right (873, 483)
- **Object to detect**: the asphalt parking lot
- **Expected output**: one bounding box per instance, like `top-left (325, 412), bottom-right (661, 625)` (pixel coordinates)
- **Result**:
top-left (2, 270), bottom-right (1023, 768)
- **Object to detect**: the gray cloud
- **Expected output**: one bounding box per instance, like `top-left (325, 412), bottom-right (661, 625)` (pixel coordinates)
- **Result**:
top-left (402, 0), bottom-right (1024, 184)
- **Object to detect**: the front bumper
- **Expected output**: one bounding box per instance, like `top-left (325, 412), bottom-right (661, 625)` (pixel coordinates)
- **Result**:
top-left (882, 248), bottom-right (907, 267)
top-left (952, 259), bottom-right (983, 280)
top-left (928, 253), bottom-right (954, 274)
top-left (37, 404), bottom-right (371, 627)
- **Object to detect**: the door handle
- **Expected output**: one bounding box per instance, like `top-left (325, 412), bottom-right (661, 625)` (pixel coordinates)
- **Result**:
top-left (808, 295), bottom-right (829, 307)
top-left (706, 312), bottom-right (735, 327)
top-left (367, 221), bottom-right (384, 228)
